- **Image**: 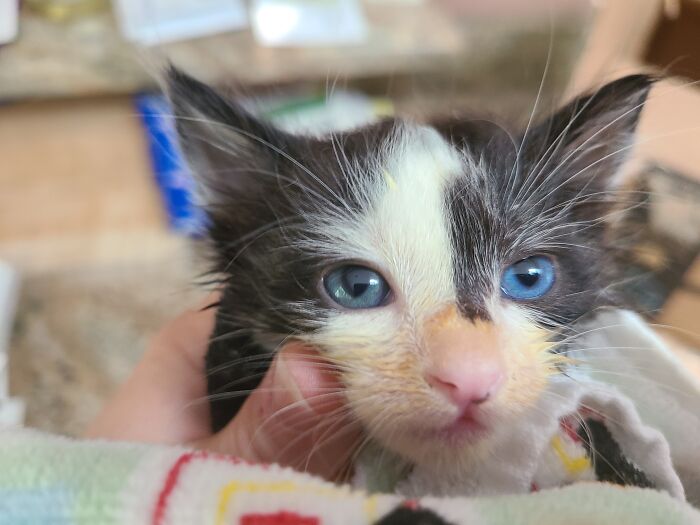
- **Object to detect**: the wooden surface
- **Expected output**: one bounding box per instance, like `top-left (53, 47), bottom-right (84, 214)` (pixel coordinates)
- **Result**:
top-left (566, 0), bottom-right (662, 95)
top-left (0, 96), bottom-right (199, 433)
top-left (0, 3), bottom-right (466, 100)
top-left (0, 1), bottom-right (596, 101)
top-left (566, 0), bottom-right (700, 182)
top-left (0, 96), bottom-right (185, 274)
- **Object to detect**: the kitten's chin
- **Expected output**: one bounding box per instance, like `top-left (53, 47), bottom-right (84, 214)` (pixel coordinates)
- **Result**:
top-left (430, 411), bottom-right (491, 446)
top-left (370, 409), bottom-right (495, 464)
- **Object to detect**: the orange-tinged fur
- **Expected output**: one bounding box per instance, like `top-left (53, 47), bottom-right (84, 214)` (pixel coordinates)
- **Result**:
top-left (424, 307), bottom-right (503, 369)
top-left (310, 299), bottom-right (563, 467)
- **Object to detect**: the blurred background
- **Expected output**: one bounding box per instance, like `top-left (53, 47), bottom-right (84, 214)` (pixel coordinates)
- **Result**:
top-left (0, 0), bottom-right (699, 435)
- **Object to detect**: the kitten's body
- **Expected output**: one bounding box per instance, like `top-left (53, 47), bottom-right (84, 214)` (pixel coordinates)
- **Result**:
top-left (169, 70), bottom-right (652, 481)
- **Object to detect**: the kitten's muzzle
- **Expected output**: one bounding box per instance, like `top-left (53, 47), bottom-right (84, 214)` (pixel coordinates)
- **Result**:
top-left (424, 307), bottom-right (506, 413)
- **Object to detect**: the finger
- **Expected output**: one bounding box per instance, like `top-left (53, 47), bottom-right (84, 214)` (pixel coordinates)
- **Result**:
top-left (85, 298), bottom-right (217, 443)
top-left (150, 292), bottom-right (220, 365)
top-left (195, 343), bottom-right (362, 481)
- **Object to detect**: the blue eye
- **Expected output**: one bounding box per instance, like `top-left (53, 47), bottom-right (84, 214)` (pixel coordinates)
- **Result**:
top-left (323, 265), bottom-right (390, 309)
top-left (501, 256), bottom-right (555, 300)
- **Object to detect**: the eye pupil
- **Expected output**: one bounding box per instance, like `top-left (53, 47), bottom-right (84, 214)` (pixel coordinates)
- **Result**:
top-left (501, 256), bottom-right (555, 301)
top-left (343, 269), bottom-right (375, 297)
top-left (324, 265), bottom-right (390, 309)
top-left (351, 282), bottom-right (369, 295)
top-left (516, 270), bottom-right (540, 288)
top-left (352, 284), bottom-right (369, 295)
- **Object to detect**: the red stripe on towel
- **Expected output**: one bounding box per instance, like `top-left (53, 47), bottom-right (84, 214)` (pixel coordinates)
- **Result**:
top-left (241, 511), bottom-right (320, 525)
top-left (152, 451), bottom-right (204, 525)
top-left (152, 450), bottom-right (262, 525)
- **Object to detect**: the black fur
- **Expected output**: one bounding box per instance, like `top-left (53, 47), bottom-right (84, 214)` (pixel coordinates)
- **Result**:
top-left (374, 506), bottom-right (454, 525)
top-left (439, 75), bottom-right (654, 327)
top-left (167, 68), bottom-right (653, 431)
top-left (169, 68), bottom-right (396, 429)
top-left (578, 418), bottom-right (655, 489)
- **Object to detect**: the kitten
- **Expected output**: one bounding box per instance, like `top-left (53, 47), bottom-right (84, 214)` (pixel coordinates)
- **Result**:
top-left (168, 68), bottom-right (652, 476)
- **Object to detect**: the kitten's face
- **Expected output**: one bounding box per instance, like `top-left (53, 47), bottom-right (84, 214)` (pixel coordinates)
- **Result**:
top-left (170, 70), bottom-right (652, 465)
top-left (288, 125), bottom-right (560, 462)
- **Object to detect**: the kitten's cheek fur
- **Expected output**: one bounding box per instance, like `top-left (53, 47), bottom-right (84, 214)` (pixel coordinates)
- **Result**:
top-left (490, 302), bottom-right (560, 409)
top-left (323, 302), bottom-right (557, 460)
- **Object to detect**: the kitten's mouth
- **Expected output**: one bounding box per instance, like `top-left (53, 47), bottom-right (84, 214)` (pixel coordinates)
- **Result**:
top-left (432, 408), bottom-right (490, 445)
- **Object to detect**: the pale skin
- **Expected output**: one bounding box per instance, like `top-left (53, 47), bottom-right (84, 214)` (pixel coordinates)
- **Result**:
top-left (86, 297), bottom-right (361, 481)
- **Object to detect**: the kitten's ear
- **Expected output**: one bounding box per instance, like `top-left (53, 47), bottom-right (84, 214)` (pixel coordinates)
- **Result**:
top-left (166, 67), bottom-right (290, 202)
top-left (531, 74), bottom-right (655, 190)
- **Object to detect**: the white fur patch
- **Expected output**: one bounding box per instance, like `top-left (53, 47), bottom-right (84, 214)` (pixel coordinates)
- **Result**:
top-left (366, 125), bottom-right (463, 315)
top-left (307, 124), bottom-right (464, 345)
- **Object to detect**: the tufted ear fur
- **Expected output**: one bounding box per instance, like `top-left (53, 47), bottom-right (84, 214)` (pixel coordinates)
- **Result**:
top-left (519, 75), bottom-right (654, 213)
top-left (167, 67), bottom-right (356, 276)
top-left (166, 67), bottom-right (299, 201)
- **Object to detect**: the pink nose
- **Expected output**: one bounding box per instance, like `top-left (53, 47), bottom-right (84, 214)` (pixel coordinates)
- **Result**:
top-left (426, 359), bottom-right (505, 409)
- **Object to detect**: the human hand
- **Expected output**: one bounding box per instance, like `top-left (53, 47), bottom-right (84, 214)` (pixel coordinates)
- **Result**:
top-left (85, 297), bottom-right (362, 481)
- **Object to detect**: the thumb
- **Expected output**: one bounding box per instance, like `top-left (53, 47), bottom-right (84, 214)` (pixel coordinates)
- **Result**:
top-left (194, 343), bottom-right (362, 481)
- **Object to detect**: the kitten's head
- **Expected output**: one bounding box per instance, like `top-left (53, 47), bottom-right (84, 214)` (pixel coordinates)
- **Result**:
top-left (169, 69), bottom-right (652, 465)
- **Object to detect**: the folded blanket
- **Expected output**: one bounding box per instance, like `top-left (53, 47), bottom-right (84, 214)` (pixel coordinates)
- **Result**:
top-left (571, 310), bottom-right (700, 505)
top-left (0, 428), bottom-right (699, 525)
top-left (1, 310), bottom-right (699, 524)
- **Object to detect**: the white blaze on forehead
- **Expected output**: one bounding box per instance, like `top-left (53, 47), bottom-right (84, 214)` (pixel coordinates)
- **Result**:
top-left (304, 123), bottom-right (465, 344)
top-left (304, 125), bottom-right (463, 328)
top-left (346, 124), bottom-right (463, 318)
top-left (308, 123), bottom-right (464, 352)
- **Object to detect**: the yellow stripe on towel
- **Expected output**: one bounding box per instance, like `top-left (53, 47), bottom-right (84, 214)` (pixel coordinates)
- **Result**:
top-left (216, 479), bottom-right (375, 525)
top-left (551, 436), bottom-right (591, 475)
